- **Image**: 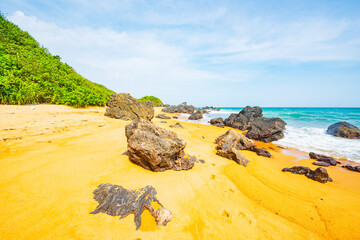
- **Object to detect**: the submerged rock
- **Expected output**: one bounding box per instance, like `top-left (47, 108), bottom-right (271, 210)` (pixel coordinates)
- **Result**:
top-left (90, 184), bottom-right (172, 230)
top-left (326, 122), bottom-right (360, 139)
top-left (282, 166), bottom-right (332, 183)
top-left (125, 120), bottom-right (194, 172)
top-left (162, 102), bottom-right (196, 114)
top-left (246, 117), bottom-right (286, 142)
top-left (210, 117), bottom-right (224, 127)
top-left (188, 111), bottom-right (203, 120)
top-left (105, 93), bottom-right (154, 121)
top-left (342, 165), bottom-right (360, 173)
top-left (156, 114), bottom-right (171, 119)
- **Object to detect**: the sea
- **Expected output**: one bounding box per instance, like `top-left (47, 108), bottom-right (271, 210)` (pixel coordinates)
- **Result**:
top-left (182, 107), bottom-right (360, 163)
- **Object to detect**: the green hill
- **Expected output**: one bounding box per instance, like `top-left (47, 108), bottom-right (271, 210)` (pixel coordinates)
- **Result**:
top-left (137, 96), bottom-right (163, 106)
top-left (0, 13), bottom-right (115, 107)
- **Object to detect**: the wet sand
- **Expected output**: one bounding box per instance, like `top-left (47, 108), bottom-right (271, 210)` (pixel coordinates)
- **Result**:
top-left (1, 105), bottom-right (360, 239)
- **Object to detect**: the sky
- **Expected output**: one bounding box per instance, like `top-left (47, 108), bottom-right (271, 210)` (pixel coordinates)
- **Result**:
top-left (1, 0), bottom-right (360, 107)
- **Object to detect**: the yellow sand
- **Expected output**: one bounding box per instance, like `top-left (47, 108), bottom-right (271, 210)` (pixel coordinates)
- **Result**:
top-left (1, 105), bottom-right (360, 240)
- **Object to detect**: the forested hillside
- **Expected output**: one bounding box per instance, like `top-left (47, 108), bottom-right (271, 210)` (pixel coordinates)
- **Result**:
top-left (0, 13), bottom-right (115, 107)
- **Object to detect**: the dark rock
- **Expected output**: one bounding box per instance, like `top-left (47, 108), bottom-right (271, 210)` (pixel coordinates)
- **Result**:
top-left (210, 118), bottom-right (224, 127)
top-left (90, 184), bottom-right (172, 230)
top-left (317, 157), bottom-right (338, 166)
top-left (105, 93), bottom-right (154, 121)
top-left (250, 147), bottom-right (271, 158)
top-left (188, 111), bottom-right (203, 120)
top-left (282, 166), bottom-right (332, 183)
top-left (172, 116), bottom-right (178, 119)
top-left (160, 121), bottom-right (167, 123)
top-left (309, 152), bottom-right (329, 159)
top-left (224, 106), bottom-right (263, 130)
top-left (199, 159), bottom-right (206, 163)
top-left (156, 114), bottom-right (171, 119)
top-left (312, 162), bottom-right (330, 167)
top-left (125, 120), bottom-right (194, 171)
top-left (342, 165), bottom-right (360, 173)
top-left (246, 117), bottom-right (286, 142)
top-left (169, 122), bottom-right (184, 128)
top-left (201, 106), bottom-right (221, 111)
top-left (326, 122), bottom-right (360, 139)
top-left (162, 102), bottom-right (196, 114)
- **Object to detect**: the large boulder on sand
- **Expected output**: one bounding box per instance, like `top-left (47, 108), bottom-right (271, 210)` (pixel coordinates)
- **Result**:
top-left (224, 106), bottom-right (263, 130)
top-left (125, 120), bottom-right (195, 172)
top-left (162, 102), bottom-right (196, 114)
top-left (210, 117), bottom-right (224, 127)
top-left (326, 122), bottom-right (360, 139)
top-left (188, 111), bottom-right (203, 120)
top-left (246, 117), bottom-right (286, 142)
top-left (105, 93), bottom-right (154, 121)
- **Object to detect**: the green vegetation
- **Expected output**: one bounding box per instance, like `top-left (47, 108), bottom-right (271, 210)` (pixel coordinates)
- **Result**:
top-left (137, 96), bottom-right (163, 106)
top-left (0, 13), bottom-right (115, 107)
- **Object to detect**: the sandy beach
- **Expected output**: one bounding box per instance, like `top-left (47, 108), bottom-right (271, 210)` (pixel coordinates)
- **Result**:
top-left (1, 105), bottom-right (360, 240)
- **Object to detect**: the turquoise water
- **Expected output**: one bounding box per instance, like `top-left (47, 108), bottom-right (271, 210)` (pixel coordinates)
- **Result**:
top-left (189, 107), bottom-right (360, 162)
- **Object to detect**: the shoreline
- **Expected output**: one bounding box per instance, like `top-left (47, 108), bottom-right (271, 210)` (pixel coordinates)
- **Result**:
top-left (1, 104), bottom-right (360, 239)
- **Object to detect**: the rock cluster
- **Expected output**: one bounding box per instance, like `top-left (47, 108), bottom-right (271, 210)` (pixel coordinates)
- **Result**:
top-left (215, 129), bottom-right (271, 166)
top-left (90, 184), bottom-right (172, 230)
top-left (105, 93), bottom-right (154, 121)
top-left (326, 122), bottom-right (360, 139)
top-left (309, 152), bottom-right (340, 166)
top-left (162, 102), bottom-right (196, 114)
top-left (282, 166), bottom-right (332, 183)
top-left (169, 122), bottom-right (184, 128)
top-left (223, 106), bottom-right (286, 142)
top-left (125, 120), bottom-right (194, 172)
top-left (188, 111), bottom-right (203, 120)
top-left (342, 165), bottom-right (360, 173)
top-left (201, 106), bottom-right (221, 111)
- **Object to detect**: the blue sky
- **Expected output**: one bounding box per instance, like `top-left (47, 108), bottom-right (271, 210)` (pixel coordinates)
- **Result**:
top-left (1, 0), bottom-right (360, 107)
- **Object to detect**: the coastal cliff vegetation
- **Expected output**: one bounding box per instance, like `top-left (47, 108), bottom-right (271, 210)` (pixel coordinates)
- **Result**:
top-left (0, 13), bottom-right (115, 107)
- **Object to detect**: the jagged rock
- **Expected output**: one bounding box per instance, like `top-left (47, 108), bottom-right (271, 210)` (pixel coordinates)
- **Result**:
top-left (342, 165), bottom-right (360, 173)
top-left (201, 106), bottom-right (221, 111)
top-left (326, 122), bottom-right (360, 139)
top-left (217, 147), bottom-right (249, 166)
top-left (156, 114), bottom-right (171, 119)
top-left (250, 147), bottom-right (271, 158)
top-left (224, 106), bottom-right (263, 130)
top-left (162, 102), bottom-right (196, 114)
top-left (317, 157), bottom-right (338, 166)
top-left (282, 166), bottom-right (332, 183)
top-left (309, 152), bottom-right (329, 159)
top-left (188, 111), bottom-right (203, 120)
top-left (90, 184), bottom-right (172, 230)
top-left (246, 117), bottom-right (286, 142)
top-left (312, 162), bottom-right (330, 167)
top-left (125, 120), bottom-right (194, 171)
top-left (105, 93), bottom-right (154, 121)
top-left (170, 122), bottom-right (184, 128)
top-left (210, 118), bottom-right (224, 127)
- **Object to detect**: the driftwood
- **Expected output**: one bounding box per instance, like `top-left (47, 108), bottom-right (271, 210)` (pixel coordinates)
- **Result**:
top-left (90, 184), bottom-right (172, 230)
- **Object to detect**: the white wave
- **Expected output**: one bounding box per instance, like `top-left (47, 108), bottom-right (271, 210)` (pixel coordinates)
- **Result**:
top-left (275, 126), bottom-right (360, 162)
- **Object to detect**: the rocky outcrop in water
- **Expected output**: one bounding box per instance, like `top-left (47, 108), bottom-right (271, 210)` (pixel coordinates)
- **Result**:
top-left (326, 122), bottom-right (360, 139)
top-left (223, 106), bottom-right (286, 142)
top-left (162, 102), bottom-right (196, 114)
top-left (210, 118), bottom-right (224, 127)
top-left (125, 120), bottom-right (194, 172)
top-left (90, 184), bottom-right (172, 230)
top-left (188, 111), bottom-right (203, 120)
top-left (342, 165), bottom-right (360, 173)
top-left (282, 166), bottom-right (332, 183)
top-left (105, 93), bottom-right (154, 121)
top-left (201, 106), bottom-right (221, 111)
